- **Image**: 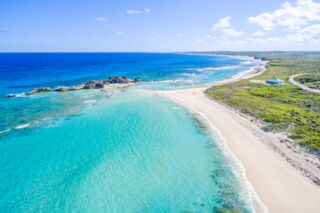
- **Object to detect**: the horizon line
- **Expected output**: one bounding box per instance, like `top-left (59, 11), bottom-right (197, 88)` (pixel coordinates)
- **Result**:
top-left (1, 50), bottom-right (320, 53)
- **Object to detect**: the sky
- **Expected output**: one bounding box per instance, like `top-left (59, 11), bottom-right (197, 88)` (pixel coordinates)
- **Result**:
top-left (1, 0), bottom-right (320, 52)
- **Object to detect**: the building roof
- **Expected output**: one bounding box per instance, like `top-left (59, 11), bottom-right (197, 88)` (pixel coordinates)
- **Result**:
top-left (267, 78), bottom-right (283, 82)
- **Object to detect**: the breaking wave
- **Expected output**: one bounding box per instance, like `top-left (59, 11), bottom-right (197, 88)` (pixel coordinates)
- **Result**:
top-left (14, 123), bottom-right (30, 129)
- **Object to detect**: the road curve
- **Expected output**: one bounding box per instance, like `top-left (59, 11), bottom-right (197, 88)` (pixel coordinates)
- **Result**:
top-left (289, 73), bottom-right (320, 94)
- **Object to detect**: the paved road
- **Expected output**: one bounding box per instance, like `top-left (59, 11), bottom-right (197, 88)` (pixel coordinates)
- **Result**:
top-left (289, 73), bottom-right (320, 94)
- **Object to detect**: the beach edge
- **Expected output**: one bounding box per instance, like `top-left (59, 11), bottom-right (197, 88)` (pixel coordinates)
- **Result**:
top-left (143, 59), bottom-right (320, 213)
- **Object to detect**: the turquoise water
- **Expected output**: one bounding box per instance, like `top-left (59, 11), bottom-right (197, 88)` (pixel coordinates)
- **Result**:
top-left (0, 53), bottom-right (259, 133)
top-left (0, 53), bottom-right (260, 212)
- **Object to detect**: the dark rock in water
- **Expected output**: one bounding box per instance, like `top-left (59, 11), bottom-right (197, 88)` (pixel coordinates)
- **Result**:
top-left (83, 79), bottom-right (105, 89)
top-left (107, 76), bottom-right (130, 84)
top-left (4, 76), bottom-right (141, 97)
top-left (134, 77), bottom-right (141, 82)
top-left (82, 77), bottom-right (132, 89)
top-left (54, 87), bottom-right (74, 92)
top-left (26, 87), bottom-right (53, 95)
top-left (4, 94), bottom-right (16, 98)
top-left (5, 87), bottom-right (53, 97)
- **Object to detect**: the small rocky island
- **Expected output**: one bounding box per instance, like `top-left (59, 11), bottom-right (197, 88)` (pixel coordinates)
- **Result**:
top-left (5, 76), bottom-right (141, 98)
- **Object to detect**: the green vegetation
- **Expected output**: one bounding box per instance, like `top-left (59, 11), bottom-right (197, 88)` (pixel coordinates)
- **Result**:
top-left (205, 52), bottom-right (320, 154)
top-left (295, 74), bottom-right (320, 90)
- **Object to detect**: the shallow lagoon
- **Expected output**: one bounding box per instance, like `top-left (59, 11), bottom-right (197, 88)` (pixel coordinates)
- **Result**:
top-left (0, 53), bottom-right (258, 212)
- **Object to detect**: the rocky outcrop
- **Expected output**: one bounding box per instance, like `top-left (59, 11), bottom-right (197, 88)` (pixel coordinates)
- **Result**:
top-left (4, 76), bottom-right (141, 98)
top-left (4, 94), bottom-right (16, 98)
top-left (54, 87), bottom-right (76, 92)
top-left (107, 76), bottom-right (130, 84)
top-left (26, 87), bottom-right (53, 95)
top-left (133, 77), bottom-right (141, 82)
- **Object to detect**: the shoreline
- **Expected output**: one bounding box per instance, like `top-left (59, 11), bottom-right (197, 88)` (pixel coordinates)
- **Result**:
top-left (178, 102), bottom-right (268, 213)
top-left (144, 60), bottom-right (320, 212)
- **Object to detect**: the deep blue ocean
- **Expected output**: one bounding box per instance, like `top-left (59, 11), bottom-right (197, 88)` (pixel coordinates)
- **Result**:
top-left (0, 53), bottom-right (260, 212)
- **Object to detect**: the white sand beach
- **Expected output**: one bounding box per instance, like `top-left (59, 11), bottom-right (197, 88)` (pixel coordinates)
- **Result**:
top-left (145, 62), bottom-right (320, 213)
top-left (150, 87), bottom-right (320, 213)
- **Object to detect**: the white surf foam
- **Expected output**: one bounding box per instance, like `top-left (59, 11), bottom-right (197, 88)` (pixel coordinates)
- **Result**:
top-left (148, 79), bottom-right (194, 84)
top-left (7, 93), bottom-right (26, 98)
top-left (188, 65), bottom-right (240, 72)
top-left (54, 85), bottom-right (69, 89)
top-left (158, 79), bottom-right (184, 83)
top-left (84, 99), bottom-right (97, 104)
top-left (14, 123), bottom-right (30, 129)
top-left (15, 93), bottom-right (27, 97)
top-left (180, 73), bottom-right (197, 77)
top-left (241, 61), bottom-right (255, 65)
top-left (0, 129), bottom-right (11, 134)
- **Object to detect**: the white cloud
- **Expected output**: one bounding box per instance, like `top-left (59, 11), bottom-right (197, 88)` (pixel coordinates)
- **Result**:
top-left (212, 16), bottom-right (231, 29)
top-left (248, 37), bottom-right (286, 45)
top-left (95, 17), bottom-right (107, 21)
top-left (249, 0), bottom-right (320, 31)
top-left (221, 28), bottom-right (243, 37)
top-left (302, 24), bottom-right (320, 40)
top-left (242, 24), bottom-right (320, 50)
top-left (126, 9), bottom-right (142, 14)
top-left (176, 33), bottom-right (183, 37)
top-left (205, 34), bottom-right (219, 39)
top-left (117, 31), bottom-right (124, 35)
top-left (252, 30), bottom-right (265, 36)
top-left (248, 13), bottom-right (276, 31)
top-left (126, 8), bottom-right (151, 15)
top-left (244, 0), bottom-right (320, 49)
top-left (212, 16), bottom-right (243, 37)
top-left (286, 24), bottom-right (320, 42)
top-left (150, 38), bottom-right (156, 42)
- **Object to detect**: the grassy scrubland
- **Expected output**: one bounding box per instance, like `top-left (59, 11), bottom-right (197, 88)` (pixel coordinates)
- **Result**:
top-left (205, 52), bottom-right (320, 154)
top-left (295, 74), bottom-right (320, 90)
